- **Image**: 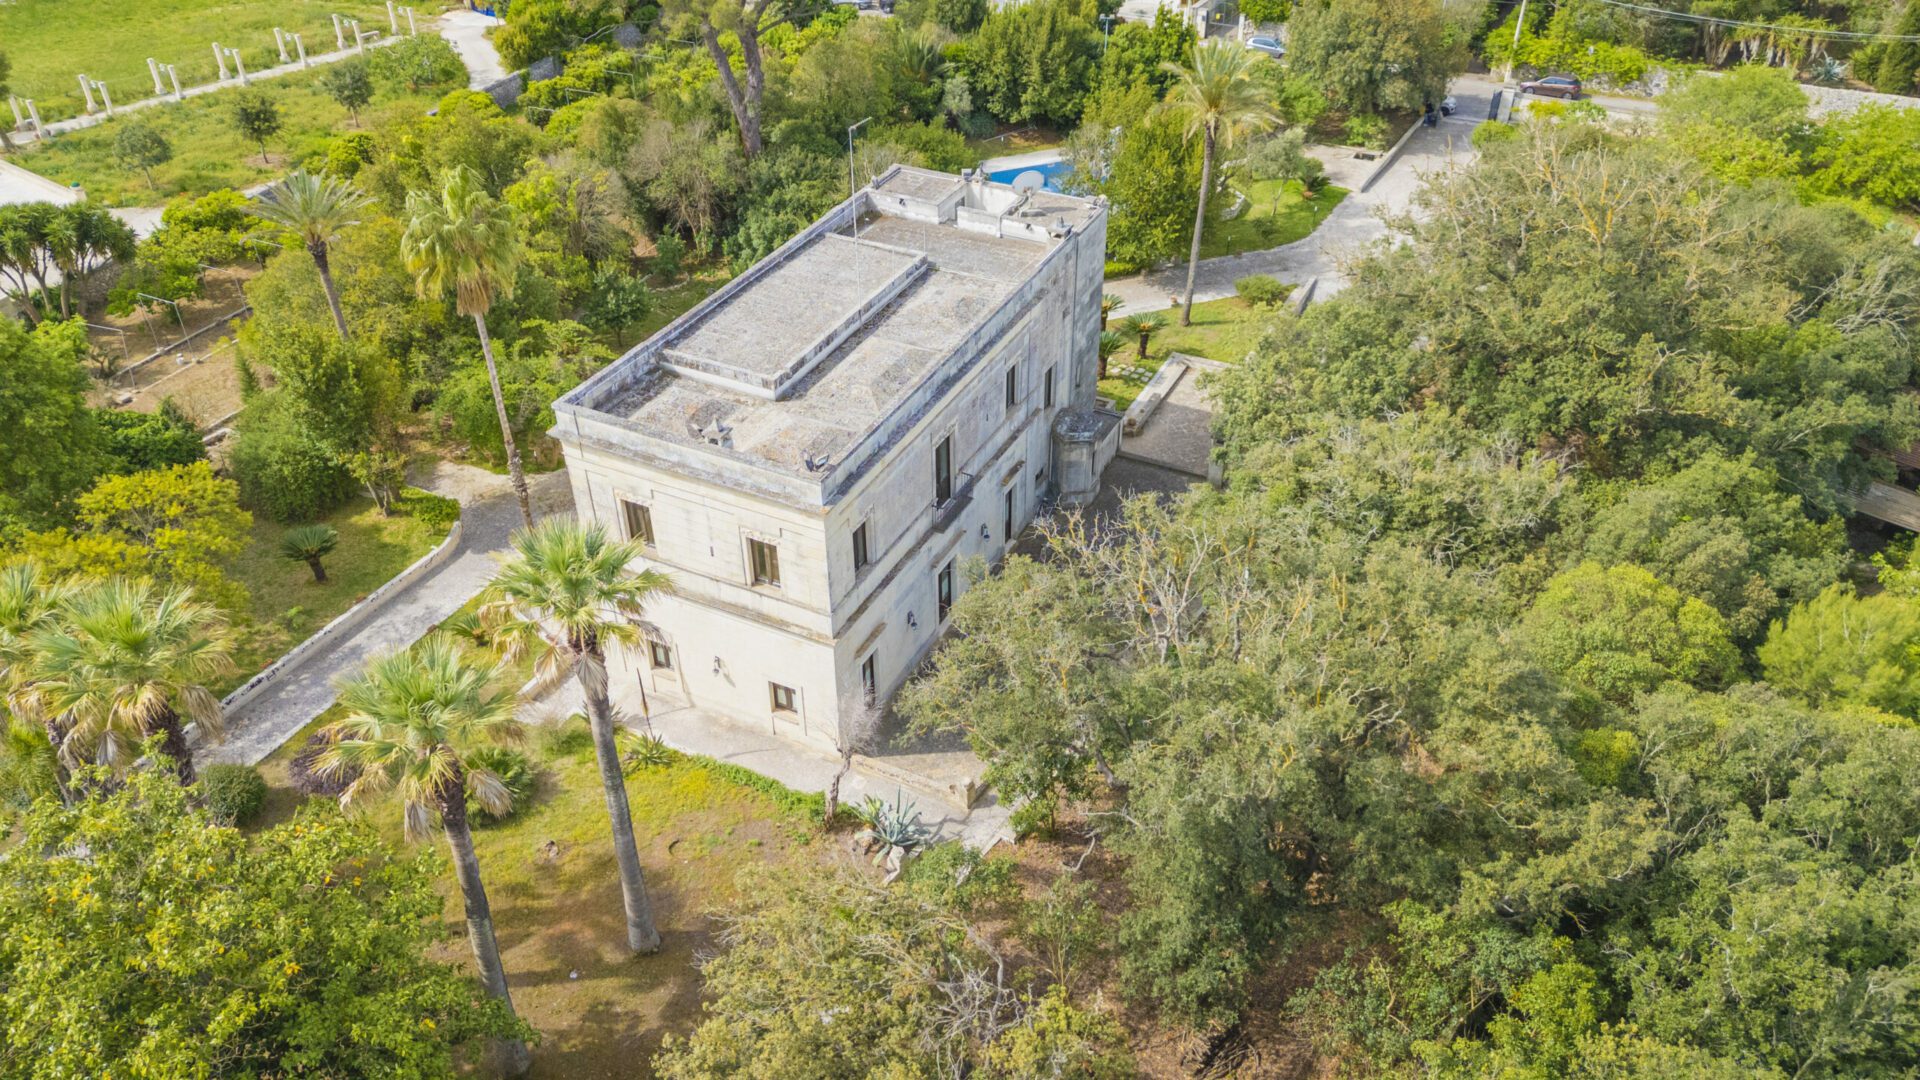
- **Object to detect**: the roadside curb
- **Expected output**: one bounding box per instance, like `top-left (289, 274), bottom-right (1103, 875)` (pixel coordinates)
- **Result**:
top-left (1359, 117), bottom-right (1425, 194)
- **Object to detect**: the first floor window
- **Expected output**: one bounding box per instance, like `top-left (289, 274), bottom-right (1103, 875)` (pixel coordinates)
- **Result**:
top-left (861, 653), bottom-right (877, 703)
top-left (749, 538), bottom-right (781, 587)
top-left (938, 561), bottom-right (954, 622)
top-left (852, 522), bottom-right (870, 572)
top-left (1004, 488), bottom-right (1016, 541)
top-left (647, 641), bottom-right (673, 669)
top-left (934, 436), bottom-right (953, 506)
top-left (770, 682), bottom-right (797, 713)
top-left (621, 499), bottom-right (655, 545)
top-left (1043, 365), bottom-right (1055, 408)
top-left (1005, 366), bottom-right (1018, 411)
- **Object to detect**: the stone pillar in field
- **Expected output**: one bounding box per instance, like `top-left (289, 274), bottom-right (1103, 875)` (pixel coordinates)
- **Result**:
top-left (333, 14), bottom-right (346, 50)
top-left (406, 7), bottom-right (417, 34)
top-left (167, 65), bottom-right (183, 100)
top-left (275, 28), bottom-right (290, 64)
top-left (78, 74), bottom-right (97, 113)
top-left (295, 34), bottom-right (308, 67)
top-left (148, 58), bottom-right (164, 94)
top-left (213, 43), bottom-right (230, 80)
top-left (8, 97), bottom-right (22, 130)
top-left (387, 1), bottom-right (398, 33)
top-left (94, 81), bottom-right (113, 117)
top-left (26, 100), bottom-right (44, 137)
top-left (230, 49), bottom-right (248, 84)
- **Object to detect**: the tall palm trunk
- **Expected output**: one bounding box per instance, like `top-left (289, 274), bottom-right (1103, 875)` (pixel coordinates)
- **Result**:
top-left (1181, 123), bottom-right (1219, 328)
top-left (578, 643), bottom-right (662, 953)
top-left (472, 312), bottom-right (534, 529)
top-left (41, 719), bottom-right (74, 806)
top-left (151, 705), bottom-right (197, 785)
top-left (310, 241), bottom-right (350, 341)
top-left (439, 778), bottom-right (533, 1078)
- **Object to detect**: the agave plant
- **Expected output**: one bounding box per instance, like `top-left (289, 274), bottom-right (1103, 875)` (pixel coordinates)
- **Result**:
top-left (856, 791), bottom-right (930, 881)
top-left (1809, 56), bottom-right (1849, 84)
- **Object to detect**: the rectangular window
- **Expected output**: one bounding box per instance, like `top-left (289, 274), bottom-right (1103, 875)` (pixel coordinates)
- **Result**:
top-left (749, 539), bottom-right (781, 587)
top-left (620, 499), bottom-right (654, 545)
top-left (1004, 488), bottom-right (1015, 541)
top-left (852, 522), bottom-right (870, 572)
top-left (1043, 365), bottom-right (1055, 408)
top-left (934, 436), bottom-right (953, 506)
top-left (769, 682), bottom-right (797, 714)
top-left (1005, 366), bottom-right (1018, 411)
top-left (647, 641), bottom-right (673, 670)
top-left (938, 561), bottom-right (954, 622)
top-left (861, 653), bottom-right (877, 703)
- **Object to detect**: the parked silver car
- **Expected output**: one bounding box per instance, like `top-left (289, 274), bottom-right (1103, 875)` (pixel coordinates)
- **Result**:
top-left (1245, 36), bottom-right (1285, 59)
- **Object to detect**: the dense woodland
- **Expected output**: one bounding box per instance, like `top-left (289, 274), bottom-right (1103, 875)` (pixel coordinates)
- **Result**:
top-left (0, 0), bottom-right (1919, 1075)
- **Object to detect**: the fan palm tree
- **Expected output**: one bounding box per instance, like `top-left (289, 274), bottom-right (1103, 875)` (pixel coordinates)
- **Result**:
top-left (280, 524), bottom-right (340, 584)
top-left (0, 561), bottom-right (76, 802)
top-left (28, 578), bottom-right (234, 786)
top-left (402, 166), bottom-right (534, 529)
top-left (1163, 41), bottom-right (1277, 326)
top-left (480, 518), bottom-right (673, 954)
top-left (1119, 312), bottom-right (1167, 361)
top-left (1100, 293), bottom-right (1124, 330)
top-left (251, 171), bottom-right (372, 341)
top-left (318, 637), bottom-right (533, 1078)
top-left (1097, 329), bottom-right (1126, 380)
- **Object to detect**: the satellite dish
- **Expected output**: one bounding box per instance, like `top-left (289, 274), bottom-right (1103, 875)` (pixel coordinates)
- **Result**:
top-left (1011, 170), bottom-right (1047, 192)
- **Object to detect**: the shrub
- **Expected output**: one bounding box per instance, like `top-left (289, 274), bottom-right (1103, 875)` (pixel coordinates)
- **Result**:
top-left (397, 488), bottom-right (461, 532)
top-left (289, 731), bottom-right (357, 798)
top-left (900, 842), bottom-right (1019, 914)
top-left (464, 745), bottom-right (536, 824)
top-left (198, 764), bottom-right (268, 826)
top-left (95, 407), bottom-right (206, 474)
top-left (1471, 120), bottom-right (1519, 149)
top-left (228, 395), bottom-right (356, 523)
top-left (1343, 113), bottom-right (1388, 150)
top-left (1235, 274), bottom-right (1291, 308)
top-left (533, 712), bottom-right (595, 759)
top-left (367, 35), bottom-right (466, 92)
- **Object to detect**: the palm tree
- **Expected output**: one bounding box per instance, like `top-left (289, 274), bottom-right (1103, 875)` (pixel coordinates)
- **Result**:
top-left (28, 578), bottom-right (234, 786)
top-left (1097, 329), bottom-right (1125, 380)
top-left (1163, 41), bottom-right (1277, 326)
top-left (402, 166), bottom-right (534, 529)
top-left (0, 561), bottom-right (76, 802)
top-left (252, 171), bottom-right (372, 342)
top-left (280, 524), bottom-right (340, 584)
top-left (1119, 313), bottom-right (1167, 361)
top-left (1100, 293), bottom-right (1124, 330)
top-left (480, 518), bottom-right (672, 954)
top-left (318, 638), bottom-right (533, 1078)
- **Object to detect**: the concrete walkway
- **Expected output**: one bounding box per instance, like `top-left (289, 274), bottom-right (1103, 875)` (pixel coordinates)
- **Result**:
top-left (526, 680), bottom-right (1014, 850)
top-left (200, 464), bottom-right (573, 767)
top-left (1104, 80), bottom-right (1494, 316)
top-left (1118, 354), bottom-right (1227, 477)
top-left (440, 9), bottom-right (510, 90)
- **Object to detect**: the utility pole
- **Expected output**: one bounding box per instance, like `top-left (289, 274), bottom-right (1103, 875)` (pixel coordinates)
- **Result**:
top-left (1503, 0), bottom-right (1528, 84)
top-left (846, 116), bottom-right (872, 198)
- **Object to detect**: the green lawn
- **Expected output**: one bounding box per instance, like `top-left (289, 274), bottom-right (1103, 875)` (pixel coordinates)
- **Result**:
top-left (1199, 178), bottom-right (1348, 260)
top-left (0, 0), bottom-right (390, 122)
top-left (628, 262), bottom-right (733, 343)
top-left (248, 591), bottom-right (829, 1076)
top-left (1099, 297), bottom-right (1278, 410)
top-left (16, 67), bottom-right (446, 206)
top-left (224, 490), bottom-right (457, 694)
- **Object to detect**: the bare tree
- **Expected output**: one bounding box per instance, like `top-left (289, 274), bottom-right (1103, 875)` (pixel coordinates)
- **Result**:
top-left (826, 692), bottom-right (884, 825)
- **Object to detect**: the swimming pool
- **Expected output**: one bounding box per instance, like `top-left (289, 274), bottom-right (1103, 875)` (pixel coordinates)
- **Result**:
top-left (984, 158), bottom-right (1075, 192)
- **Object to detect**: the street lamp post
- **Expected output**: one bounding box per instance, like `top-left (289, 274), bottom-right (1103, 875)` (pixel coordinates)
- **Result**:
top-left (1504, 0), bottom-right (1528, 84)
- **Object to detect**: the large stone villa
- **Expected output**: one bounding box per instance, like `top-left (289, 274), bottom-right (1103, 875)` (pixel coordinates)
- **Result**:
top-left (551, 166), bottom-right (1116, 752)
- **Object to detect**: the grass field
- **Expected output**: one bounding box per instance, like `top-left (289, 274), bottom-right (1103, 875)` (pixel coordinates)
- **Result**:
top-left (1199, 178), bottom-right (1348, 261)
top-left (0, 0), bottom-right (391, 122)
top-left (223, 490), bottom-right (457, 695)
top-left (1099, 296), bottom-right (1277, 409)
top-left (16, 67), bottom-right (446, 205)
top-left (248, 591), bottom-right (834, 1076)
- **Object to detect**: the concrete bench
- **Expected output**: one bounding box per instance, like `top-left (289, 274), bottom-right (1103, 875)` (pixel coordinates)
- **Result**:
top-left (1122, 356), bottom-right (1190, 436)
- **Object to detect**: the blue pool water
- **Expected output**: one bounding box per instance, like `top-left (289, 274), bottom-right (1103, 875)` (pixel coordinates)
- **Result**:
top-left (984, 159), bottom-right (1074, 192)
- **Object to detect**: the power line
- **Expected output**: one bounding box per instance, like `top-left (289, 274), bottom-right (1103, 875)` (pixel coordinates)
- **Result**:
top-left (1584, 0), bottom-right (1920, 43)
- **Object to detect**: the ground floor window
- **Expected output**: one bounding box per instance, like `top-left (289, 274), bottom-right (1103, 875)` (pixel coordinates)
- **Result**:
top-left (938, 561), bottom-right (954, 622)
top-left (648, 641), bottom-right (673, 669)
top-left (769, 682), bottom-right (797, 713)
top-left (861, 653), bottom-right (877, 703)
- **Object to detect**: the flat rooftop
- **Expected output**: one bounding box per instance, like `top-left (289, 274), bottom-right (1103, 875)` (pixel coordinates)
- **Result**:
top-left (563, 166), bottom-right (1102, 483)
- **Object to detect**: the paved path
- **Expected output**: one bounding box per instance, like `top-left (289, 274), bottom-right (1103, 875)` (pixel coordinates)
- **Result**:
top-left (1118, 355), bottom-right (1227, 477)
top-left (440, 9), bottom-right (510, 89)
top-left (1104, 79), bottom-right (1494, 316)
top-left (201, 464), bottom-right (573, 767)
